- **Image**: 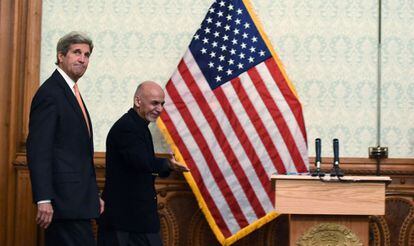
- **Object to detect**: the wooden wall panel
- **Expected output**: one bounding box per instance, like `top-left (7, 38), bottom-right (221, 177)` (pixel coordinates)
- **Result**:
top-left (8, 0), bottom-right (42, 154)
top-left (10, 154), bottom-right (414, 246)
top-left (13, 167), bottom-right (38, 246)
top-left (0, 0), bottom-right (42, 244)
top-left (0, 0), bottom-right (15, 244)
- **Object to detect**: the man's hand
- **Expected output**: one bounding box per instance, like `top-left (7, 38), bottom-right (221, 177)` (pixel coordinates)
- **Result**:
top-left (99, 197), bottom-right (105, 214)
top-left (36, 203), bottom-right (53, 229)
top-left (168, 157), bottom-right (190, 172)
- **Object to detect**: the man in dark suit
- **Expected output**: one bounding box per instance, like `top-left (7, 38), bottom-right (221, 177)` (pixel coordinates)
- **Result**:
top-left (27, 31), bottom-right (104, 246)
top-left (97, 81), bottom-right (189, 246)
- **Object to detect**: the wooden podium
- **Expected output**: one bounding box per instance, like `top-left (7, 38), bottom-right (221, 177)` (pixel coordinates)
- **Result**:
top-left (271, 175), bottom-right (391, 245)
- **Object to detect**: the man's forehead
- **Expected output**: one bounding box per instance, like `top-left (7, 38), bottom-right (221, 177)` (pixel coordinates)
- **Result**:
top-left (148, 95), bottom-right (165, 101)
top-left (144, 87), bottom-right (164, 96)
top-left (69, 43), bottom-right (90, 51)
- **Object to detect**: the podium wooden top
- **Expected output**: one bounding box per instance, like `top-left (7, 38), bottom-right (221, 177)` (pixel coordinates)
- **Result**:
top-left (271, 174), bottom-right (392, 183)
top-left (271, 175), bottom-right (391, 215)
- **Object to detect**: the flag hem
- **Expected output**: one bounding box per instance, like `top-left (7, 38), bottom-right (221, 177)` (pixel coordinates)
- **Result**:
top-left (222, 211), bottom-right (280, 245)
top-left (157, 118), bottom-right (280, 245)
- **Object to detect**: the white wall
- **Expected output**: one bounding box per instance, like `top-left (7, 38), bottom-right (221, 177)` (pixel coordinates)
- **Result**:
top-left (40, 0), bottom-right (414, 157)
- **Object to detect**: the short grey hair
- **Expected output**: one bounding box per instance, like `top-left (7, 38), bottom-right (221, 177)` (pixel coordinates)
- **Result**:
top-left (55, 31), bottom-right (93, 65)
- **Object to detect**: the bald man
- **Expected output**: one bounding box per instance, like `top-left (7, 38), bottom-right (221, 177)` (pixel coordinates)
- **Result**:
top-left (98, 81), bottom-right (188, 246)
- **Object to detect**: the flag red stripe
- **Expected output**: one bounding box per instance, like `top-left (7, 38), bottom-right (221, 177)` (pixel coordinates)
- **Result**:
top-left (160, 110), bottom-right (232, 237)
top-left (231, 77), bottom-right (287, 174)
top-left (213, 86), bottom-right (274, 202)
top-left (248, 67), bottom-right (308, 172)
top-left (178, 59), bottom-right (266, 218)
top-left (265, 58), bottom-right (307, 141)
top-left (165, 79), bottom-right (250, 228)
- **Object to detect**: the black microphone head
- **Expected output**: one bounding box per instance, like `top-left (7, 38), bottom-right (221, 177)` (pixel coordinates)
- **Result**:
top-left (333, 138), bottom-right (339, 163)
top-left (315, 138), bottom-right (321, 163)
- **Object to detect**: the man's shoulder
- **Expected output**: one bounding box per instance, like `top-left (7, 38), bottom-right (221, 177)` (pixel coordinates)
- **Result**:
top-left (110, 111), bottom-right (149, 138)
top-left (35, 71), bottom-right (63, 97)
top-left (110, 112), bottom-right (135, 132)
top-left (106, 113), bottom-right (138, 147)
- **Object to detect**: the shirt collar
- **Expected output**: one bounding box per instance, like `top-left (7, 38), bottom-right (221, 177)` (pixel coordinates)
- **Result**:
top-left (56, 66), bottom-right (76, 95)
top-left (128, 108), bottom-right (150, 126)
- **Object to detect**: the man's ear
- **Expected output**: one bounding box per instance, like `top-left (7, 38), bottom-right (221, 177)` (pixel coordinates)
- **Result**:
top-left (134, 96), bottom-right (141, 108)
top-left (57, 52), bottom-right (64, 64)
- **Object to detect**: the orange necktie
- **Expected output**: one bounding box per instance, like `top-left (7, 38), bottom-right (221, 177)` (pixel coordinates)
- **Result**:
top-left (73, 83), bottom-right (91, 135)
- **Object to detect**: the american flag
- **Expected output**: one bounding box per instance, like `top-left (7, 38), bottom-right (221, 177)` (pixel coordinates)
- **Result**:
top-left (158, 0), bottom-right (309, 244)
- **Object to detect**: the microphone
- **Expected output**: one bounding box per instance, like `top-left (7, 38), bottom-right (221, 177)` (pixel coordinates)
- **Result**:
top-left (333, 138), bottom-right (339, 166)
top-left (330, 138), bottom-right (344, 177)
top-left (311, 138), bottom-right (324, 177)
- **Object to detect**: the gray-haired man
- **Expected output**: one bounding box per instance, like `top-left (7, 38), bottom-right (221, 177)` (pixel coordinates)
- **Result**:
top-left (27, 31), bottom-right (104, 246)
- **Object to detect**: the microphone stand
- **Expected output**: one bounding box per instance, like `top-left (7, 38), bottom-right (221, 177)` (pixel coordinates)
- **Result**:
top-left (311, 138), bottom-right (325, 177)
top-left (330, 139), bottom-right (344, 178)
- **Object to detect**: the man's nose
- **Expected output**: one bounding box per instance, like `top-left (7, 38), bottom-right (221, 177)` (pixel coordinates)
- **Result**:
top-left (155, 105), bottom-right (164, 112)
top-left (78, 55), bottom-right (87, 63)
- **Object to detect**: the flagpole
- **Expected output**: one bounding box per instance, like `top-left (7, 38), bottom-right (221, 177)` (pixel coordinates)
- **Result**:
top-left (369, 0), bottom-right (388, 175)
top-left (377, 0), bottom-right (382, 148)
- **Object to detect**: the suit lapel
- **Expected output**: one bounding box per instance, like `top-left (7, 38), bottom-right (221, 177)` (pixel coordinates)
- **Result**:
top-left (52, 70), bottom-right (92, 140)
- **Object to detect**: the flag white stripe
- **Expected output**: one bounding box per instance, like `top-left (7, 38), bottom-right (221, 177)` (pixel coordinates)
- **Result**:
top-left (256, 63), bottom-right (309, 167)
top-left (173, 55), bottom-right (257, 223)
top-left (164, 91), bottom-right (241, 234)
top-left (238, 72), bottom-right (297, 172)
top-left (220, 81), bottom-right (279, 179)
top-left (183, 51), bottom-right (274, 213)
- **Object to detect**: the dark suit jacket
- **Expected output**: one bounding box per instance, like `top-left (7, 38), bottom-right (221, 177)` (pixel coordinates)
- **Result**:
top-left (100, 108), bottom-right (170, 233)
top-left (26, 69), bottom-right (100, 219)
